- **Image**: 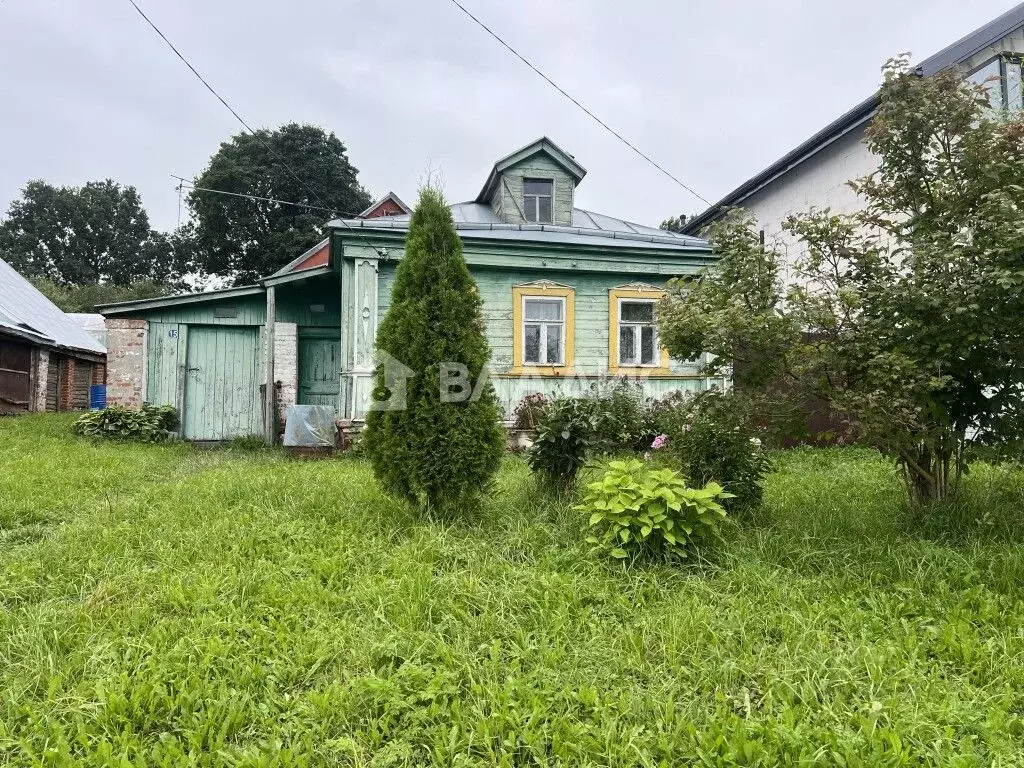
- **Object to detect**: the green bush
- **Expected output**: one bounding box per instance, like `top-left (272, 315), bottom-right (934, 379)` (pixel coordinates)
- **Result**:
top-left (361, 187), bottom-right (505, 511)
top-left (527, 397), bottom-right (598, 494)
top-left (653, 390), bottom-right (771, 510)
top-left (73, 404), bottom-right (179, 442)
top-left (579, 458), bottom-right (730, 561)
top-left (589, 379), bottom-right (653, 454)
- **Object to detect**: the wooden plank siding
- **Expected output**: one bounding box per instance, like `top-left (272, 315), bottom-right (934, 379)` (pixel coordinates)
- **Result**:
top-left (182, 325), bottom-right (262, 440)
top-left (377, 264), bottom-right (703, 377)
top-left (0, 339), bottom-right (32, 414)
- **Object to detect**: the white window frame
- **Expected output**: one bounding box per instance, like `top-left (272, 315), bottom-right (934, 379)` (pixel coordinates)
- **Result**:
top-left (617, 298), bottom-right (659, 367)
top-left (968, 54), bottom-right (1024, 111)
top-left (523, 178), bottom-right (554, 224)
top-left (522, 295), bottom-right (565, 365)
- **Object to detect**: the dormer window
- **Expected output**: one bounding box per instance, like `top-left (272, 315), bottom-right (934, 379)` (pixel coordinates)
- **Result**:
top-left (523, 178), bottom-right (553, 223)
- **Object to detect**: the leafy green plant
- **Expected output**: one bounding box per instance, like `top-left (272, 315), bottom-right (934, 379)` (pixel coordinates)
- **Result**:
top-left (579, 458), bottom-right (730, 561)
top-left (73, 403), bottom-right (179, 442)
top-left (654, 390), bottom-right (771, 510)
top-left (527, 397), bottom-right (598, 494)
top-left (588, 379), bottom-right (653, 454)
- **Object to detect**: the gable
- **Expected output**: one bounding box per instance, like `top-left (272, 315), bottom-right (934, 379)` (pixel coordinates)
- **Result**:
top-left (490, 153), bottom-right (576, 226)
top-left (475, 137), bottom-right (587, 227)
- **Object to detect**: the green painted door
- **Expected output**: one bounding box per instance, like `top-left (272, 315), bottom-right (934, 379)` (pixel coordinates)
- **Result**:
top-left (182, 325), bottom-right (261, 440)
top-left (298, 334), bottom-right (341, 411)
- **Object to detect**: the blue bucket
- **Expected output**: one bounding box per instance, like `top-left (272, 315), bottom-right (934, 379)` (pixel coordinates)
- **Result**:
top-left (89, 385), bottom-right (107, 411)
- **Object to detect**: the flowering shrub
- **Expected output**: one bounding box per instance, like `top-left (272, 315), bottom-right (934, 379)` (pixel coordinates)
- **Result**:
top-left (579, 458), bottom-right (730, 561)
top-left (527, 397), bottom-right (598, 494)
top-left (511, 392), bottom-right (548, 431)
top-left (651, 390), bottom-right (771, 510)
top-left (589, 379), bottom-right (653, 454)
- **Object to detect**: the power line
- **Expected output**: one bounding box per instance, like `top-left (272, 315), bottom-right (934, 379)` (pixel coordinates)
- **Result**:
top-left (125, 0), bottom-right (330, 209)
top-left (172, 175), bottom-right (349, 216)
top-left (127, 0), bottom-right (393, 253)
top-left (169, 176), bottom-right (393, 253)
top-left (447, 0), bottom-right (711, 207)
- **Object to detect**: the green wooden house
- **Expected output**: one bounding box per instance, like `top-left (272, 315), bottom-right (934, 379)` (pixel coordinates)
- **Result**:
top-left (100, 138), bottom-right (720, 442)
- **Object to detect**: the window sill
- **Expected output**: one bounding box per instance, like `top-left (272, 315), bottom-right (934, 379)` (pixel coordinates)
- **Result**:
top-left (609, 366), bottom-right (672, 377)
top-left (507, 365), bottom-right (574, 377)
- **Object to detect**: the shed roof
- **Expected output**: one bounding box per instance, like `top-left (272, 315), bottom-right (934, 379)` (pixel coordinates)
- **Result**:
top-left (328, 201), bottom-right (709, 252)
top-left (681, 2), bottom-right (1024, 235)
top-left (0, 258), bottom-right (105, 354)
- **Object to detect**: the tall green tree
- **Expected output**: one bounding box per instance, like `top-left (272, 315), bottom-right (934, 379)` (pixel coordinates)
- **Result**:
top-left (659, 214), bottom-right (689, 233)
top-left (0, 180), bottom-right (175, 286)
top-left (30, 279), bottom-right (174, 313)
top-left (361, 187), bottom-right (505, 512)
top-left (187, 123), bottom-right (372, 284)
top-left (659, 60), bottom-right (1024, 504)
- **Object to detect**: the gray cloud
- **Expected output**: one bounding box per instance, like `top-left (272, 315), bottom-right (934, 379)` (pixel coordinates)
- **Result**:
top-left (1, 0), bottom-right (1017, 234)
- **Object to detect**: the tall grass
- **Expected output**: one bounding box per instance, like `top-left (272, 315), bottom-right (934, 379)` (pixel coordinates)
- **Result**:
top-left (1, 415), bottom-right (1023, 765)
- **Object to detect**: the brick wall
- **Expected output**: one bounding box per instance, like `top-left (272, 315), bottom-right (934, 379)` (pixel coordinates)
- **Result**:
top-left (105, 318), bottom-right (148, 408)
top-left (273, 322), bottom-right (298, 429)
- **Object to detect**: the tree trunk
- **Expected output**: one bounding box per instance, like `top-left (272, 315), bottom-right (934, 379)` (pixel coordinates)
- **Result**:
top-left (899, 437), bottom-right (963, 504)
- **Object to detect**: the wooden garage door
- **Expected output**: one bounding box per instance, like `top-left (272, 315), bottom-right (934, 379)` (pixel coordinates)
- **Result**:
top-left (0, 340), bottom-right (32, 414)
top-left (182, 326), bottom-right (261, 441)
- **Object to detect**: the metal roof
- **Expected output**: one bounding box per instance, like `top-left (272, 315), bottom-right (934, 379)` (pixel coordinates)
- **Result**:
top-left (682, 2), bottom-right (1024, 235)
top-left (98, 284), bottom-right (264, 315)
top-left (0, 258), bottom-right (106, 354)
top-left (328, 202), bottom-right (710, 252)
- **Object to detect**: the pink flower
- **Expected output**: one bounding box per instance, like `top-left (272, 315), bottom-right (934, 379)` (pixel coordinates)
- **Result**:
top-left (651, 434), bottom-right (669, 450)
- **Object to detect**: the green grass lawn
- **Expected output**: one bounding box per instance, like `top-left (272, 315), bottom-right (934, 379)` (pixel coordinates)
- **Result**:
top-left (2, 414), bottom-right (1024, 766)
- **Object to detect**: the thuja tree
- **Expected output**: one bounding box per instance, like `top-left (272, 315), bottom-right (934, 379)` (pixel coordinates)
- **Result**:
top-left (659, 59), bottom-right (1024, 504)
top-left (361, 187), bottom-right (505, 511)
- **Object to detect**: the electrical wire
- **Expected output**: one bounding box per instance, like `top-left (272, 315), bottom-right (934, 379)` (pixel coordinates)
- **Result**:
top-left (172, 175), bottom-right (354, 216)
top-left (447, 0), bottom-right (711, 207)
top-left (125, 0), bottom-right (330, 209)
top-left (125, 0), bottom-right (395, 252)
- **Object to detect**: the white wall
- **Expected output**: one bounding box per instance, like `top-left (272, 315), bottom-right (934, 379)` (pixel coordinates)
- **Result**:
top-left (736, 25), bottom-right (1024, 275)
top-left (742, 126), bottom-right (876, 276)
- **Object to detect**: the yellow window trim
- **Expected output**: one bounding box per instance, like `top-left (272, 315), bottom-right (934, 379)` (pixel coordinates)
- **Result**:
top-left (511, 284), bottom-right (575, 375)
top-left (609, 287), bottom-right (670, 375)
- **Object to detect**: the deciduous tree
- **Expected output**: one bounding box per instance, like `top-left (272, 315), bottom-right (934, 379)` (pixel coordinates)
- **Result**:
top-left (659, 60), bottom-right (1024, 504)
top-left (187, 123), bottom-right (372, 284)
top-left (0, 180), bottom-right (175, 286)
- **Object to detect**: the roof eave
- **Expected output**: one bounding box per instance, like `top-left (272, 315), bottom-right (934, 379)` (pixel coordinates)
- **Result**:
top-left (682, 2), bottom-right (1024, 235)
top-left (98, 285), bottom-right (265, 315)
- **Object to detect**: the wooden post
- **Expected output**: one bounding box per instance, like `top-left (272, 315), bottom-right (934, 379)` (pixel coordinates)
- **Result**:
top-left (264, 285), bottom-right (276, 444)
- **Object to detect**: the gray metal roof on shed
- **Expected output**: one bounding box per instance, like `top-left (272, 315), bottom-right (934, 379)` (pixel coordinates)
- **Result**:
top-left (328, 201), bottom-right (710, 251)
top-left (0, 258), bottom-right (106, 354)
top-left (682, 2), bottom-right (1024, 235)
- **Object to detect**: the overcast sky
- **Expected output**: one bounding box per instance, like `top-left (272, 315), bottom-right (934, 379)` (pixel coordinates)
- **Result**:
top-left (1, 0), bottom-right (1019, 233)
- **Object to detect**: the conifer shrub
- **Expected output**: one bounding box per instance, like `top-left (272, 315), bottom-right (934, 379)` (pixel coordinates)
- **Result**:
top-left (361, 187), bottom-right (505, 511)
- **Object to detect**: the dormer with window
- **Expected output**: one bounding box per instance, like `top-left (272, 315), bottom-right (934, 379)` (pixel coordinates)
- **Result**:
top-left (475, 137), bottom-right (587, 226)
